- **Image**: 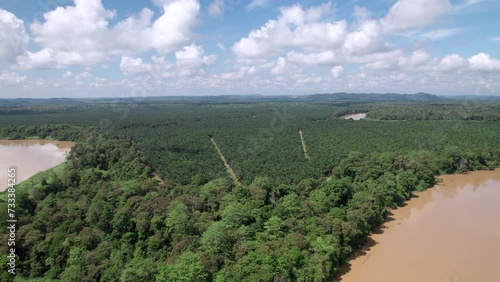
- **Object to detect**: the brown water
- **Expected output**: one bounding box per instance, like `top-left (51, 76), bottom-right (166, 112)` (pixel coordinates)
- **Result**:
top-left (334, 169), bottom-right (500, 282)
top-left (342, 113), bottom-right (367, 120)
top-left (0, 140), bottom-right (75, 191)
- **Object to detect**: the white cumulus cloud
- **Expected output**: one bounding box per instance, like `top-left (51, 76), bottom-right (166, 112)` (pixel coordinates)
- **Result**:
top-left (19, 0), bottom-right (200, 68)
top-left (330, 66), bottom-right (344, 78)
top-left (398, 50), bottom-right (433, 67)
top-left (0, 70), bottom-right (27, 84)
top-left (380, 0), bottom-right (453, 34)
top-left (232, 3), bottom-right (347, 58)
top-left (120, 55), bottom-right (175, 78)
top-left (271, 57), bottom-right (286, 75)
top-left (175, 44), bottom-right (216, 75)
top-left (0, 9), bottom-right (29, 63)
top-left (342, 19), bottom-right (384, 55)
top-left (468, 53), bottom-right (500, 72)
top-left (120, 56), bottom-right (154, 75)
top-left (438, 54), bottom-right (468, 71)
top-left (120, 44), bottom-right (215, 77)
top-left (176, 44), bottom-right (216, 69)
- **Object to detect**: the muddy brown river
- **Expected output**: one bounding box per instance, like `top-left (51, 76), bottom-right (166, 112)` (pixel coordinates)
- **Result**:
top-left (0, 140), bottom-right (75, 191)
top-left (341, 113), bottom-right (367, 120)
top-left (334, 169), bottom-right (500, 282)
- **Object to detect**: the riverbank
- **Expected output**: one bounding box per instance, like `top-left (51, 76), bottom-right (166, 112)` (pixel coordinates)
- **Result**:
top-left (0, 162), bottom-right (67, 202)
top-left (0, 140), bottom-right (75, 192)
top-left (333, 168), bottom-right (500, 282)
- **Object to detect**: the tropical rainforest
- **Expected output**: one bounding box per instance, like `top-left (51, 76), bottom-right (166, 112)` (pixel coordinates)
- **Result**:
top-left (0, 94), bottom-right (499, 282)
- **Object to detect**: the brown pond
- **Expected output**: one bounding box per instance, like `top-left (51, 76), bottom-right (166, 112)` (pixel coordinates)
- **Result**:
top-left (0, 140), bottom-right (75, 191)
top-left (333, 169), bottom-right (500, 282)
top-left (341, 113), bottom-right (367, 120)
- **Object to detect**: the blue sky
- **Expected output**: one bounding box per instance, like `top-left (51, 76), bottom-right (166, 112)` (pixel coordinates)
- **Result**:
top-left (0, 0), bottom-right (499, 98)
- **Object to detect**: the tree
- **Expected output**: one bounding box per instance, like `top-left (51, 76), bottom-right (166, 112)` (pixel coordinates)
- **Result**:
top-left (264, 216), bottom-right (285, 239)
top-left (278, 193), bottom-right (302, 218)
top-left (156, 251), bottom-right (207, 282)
top-left (201, 221), bottom-right (233, 255)
top-left (221, 202), bottom-right (251, 228)
top-left (120, 257), bottom-right (157, 282)
top-left (165, 200), bottom-right (191, 243)
top-left (60, 247), bottom-right (86, 282)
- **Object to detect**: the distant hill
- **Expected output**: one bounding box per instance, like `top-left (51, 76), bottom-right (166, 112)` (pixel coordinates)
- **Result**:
top-left (2, 92), bottom-right (499, 106)
top-left (305, 92), bottom-right (442, 102)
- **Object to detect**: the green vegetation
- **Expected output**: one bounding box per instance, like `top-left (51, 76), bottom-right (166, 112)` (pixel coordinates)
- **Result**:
top-left (0, 124), bottom-right (90, 141)
top-left (0, 96), bottom-right (499, 281)
top-left (0, 163), bottom-right (66, 202)
top-left (367, 101), bottom-right (500, 121)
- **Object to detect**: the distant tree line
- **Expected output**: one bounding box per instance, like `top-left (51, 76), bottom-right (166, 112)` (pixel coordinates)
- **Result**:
top-left (367, 102), bottom-right (500, 121)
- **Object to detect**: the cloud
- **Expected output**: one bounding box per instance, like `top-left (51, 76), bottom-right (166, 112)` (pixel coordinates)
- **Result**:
top-left (30, 0), bottom-right (115, 53)
top-left (120, 55), bottom-right (175, 78)
top-left (380, 0), bottom-right (453, 34)
top-left (175, 44), bottom-right (216, 75)
top-left (455, 0), bottom-right (482, 11)
top-left (232, 3), bottom-right (347, 58)
top-left (330, 66), bottom-right (344, 78)
top-left (247, 0), bottom-right (270, 10)
top-left (120, 44), bottom-right (215, 77)
top-left (353, 6), bottom-right (372, 22)
top-left (342, 19), bottom-right (385, 55)
top-left (120, 56), bottom-right (154, 75)
top-left (0, 70), bottom-right (27, 85)
top-left (21, 0), bottom-right (200, 68)
top-left (16, 49), bottom-right (56, 70)
top-left (7, 51), bottom-right (500, 97)
top-left (111, 8), bottom-right (155, 54)
top-left (62, 71), bottom-right (73, 79)
top-left (221, 61), bottom-right (274, 80)
top-left (279, 3), bottom-right (332, 26)
top-left (3, 0), bottom-right (500, 97)
top-left (418, 28), bottom-right (463, 41)
top-left (217, 43), bottom-right (226, 51)
top-left (231, 2), bottom-right (407, 67)
top-left (208, 0), bottom-right (224, 17)
top-left (398, 50), bottom-right (433, 67)
top-left (286, 51), bottom-right (338, 65)
top-left (150, 1), bottom-right (200, 50)
top-left (220, 67), bottom-right (258, 80)
top-left (271, 57), bottom-right (286, 75)
top-left (75, 71), bottom-right (92, 81)
top-left (0, 9), bottom-right (29, 63)
top-left (231, 0), bottom-right (463, 79)
top-left (437, 54), bottom-right (468, 71)
top-left (468, 53), bottom-right (500, 72)
top-left (221, 69), bottom-right (247, 80)
top-left (360, 51), bottom-right (500, 75)
top-left (16, 49), bottom-right (108, 70)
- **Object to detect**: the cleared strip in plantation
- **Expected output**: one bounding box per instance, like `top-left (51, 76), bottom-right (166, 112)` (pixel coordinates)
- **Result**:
top-left (153, 172), bottom-right (165, 185)
top-left (299, 129), bottom-right (311, 160)
top-left (210, 137), bottom-right (241, 186)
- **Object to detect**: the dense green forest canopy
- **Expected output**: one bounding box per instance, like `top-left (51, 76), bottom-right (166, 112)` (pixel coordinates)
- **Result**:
top-left (0, 96), bottom-right (499, 281)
